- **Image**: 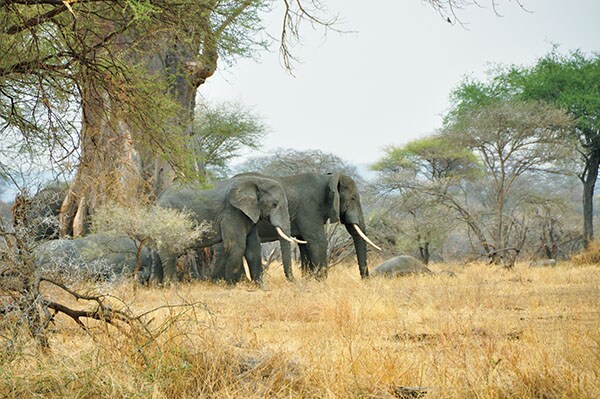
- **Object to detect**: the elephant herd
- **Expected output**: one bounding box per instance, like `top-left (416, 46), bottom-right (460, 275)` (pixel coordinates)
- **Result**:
top-left (29, 172), bottom-right (381, 286)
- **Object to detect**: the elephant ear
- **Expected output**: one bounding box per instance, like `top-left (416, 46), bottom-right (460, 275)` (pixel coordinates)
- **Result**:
top-left (327, 173), bottom-right (341, 223)
top-left (229, 179), bottom-right (260, 223)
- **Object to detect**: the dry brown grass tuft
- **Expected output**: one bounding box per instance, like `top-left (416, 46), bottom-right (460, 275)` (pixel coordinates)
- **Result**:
top-left (572, 238), bottom-right (600, 265)
top-left (1, 261), bottom-right (599, 398)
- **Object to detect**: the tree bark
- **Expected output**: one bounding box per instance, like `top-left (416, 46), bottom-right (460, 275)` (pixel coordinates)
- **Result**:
top-left (60, 25), bottom-right (220, 236)
top-left (60, 77), bottom-right (141, 237)
top-left (582, 150), bottom-right (599, 247)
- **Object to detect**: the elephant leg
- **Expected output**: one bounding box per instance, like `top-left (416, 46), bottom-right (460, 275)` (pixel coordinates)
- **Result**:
top-left (193, 247), bottom-right (211, 280)
top-left (210, 243), bottom-right (230, 281)
top-left (299, 228), bottom-right (328, 279)
top-left (244, 226), bottom-right (264, 286)
top-left (279, 238), bottom-right (295, 282)
top-left (299, 244), bottom-right (312, 276)
top-left (155, 249), bottom-right (178, 285)
top-left (146, 249), bottom-right (163, 284)
top-left (219, 223), bottom-right (247, 284)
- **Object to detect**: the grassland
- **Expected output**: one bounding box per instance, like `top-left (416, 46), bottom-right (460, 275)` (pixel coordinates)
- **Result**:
top-left (1, 260), bottom-right (599, 398)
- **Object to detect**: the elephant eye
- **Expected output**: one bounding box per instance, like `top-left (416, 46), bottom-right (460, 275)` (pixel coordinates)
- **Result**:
top-left (271, 200), bottom-right (279, 208)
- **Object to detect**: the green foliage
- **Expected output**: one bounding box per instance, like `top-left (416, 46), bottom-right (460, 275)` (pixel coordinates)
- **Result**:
top-left (508, 49), bottom-right (600, 143)
top-left (0, 0), bottom-right (272, 185)
top-left (192, 101), bottom-right (266, 178)
top-left (372, 135), bottom-right (481, 184)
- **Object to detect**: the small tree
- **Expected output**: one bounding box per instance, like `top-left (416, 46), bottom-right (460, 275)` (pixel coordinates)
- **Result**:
top-left (235, 148), bottom-right (360, 178)
top-left (191, 101), bottom-right (266, 179)
top-left (443, 96), bottom-right (574, 265)
top-left (372, 135), bottom-right (478, 262)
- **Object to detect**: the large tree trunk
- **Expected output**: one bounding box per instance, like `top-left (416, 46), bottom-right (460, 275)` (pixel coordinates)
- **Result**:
top-left (60, 30), bottom-right (218, 237)
top-left (582, 148), bottom-right (599, 247)
top-left (60, 77), bottom-right (141, 237)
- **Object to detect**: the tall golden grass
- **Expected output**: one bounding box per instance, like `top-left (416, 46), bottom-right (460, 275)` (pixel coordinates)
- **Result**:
top-left (1, 260), bottom-right (599, 398)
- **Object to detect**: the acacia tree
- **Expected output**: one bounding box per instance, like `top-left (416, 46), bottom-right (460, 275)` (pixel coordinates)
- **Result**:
top-left (443, 97), bottom-right (574, 264)
top-left (235, 148), bottom-right (359, 177)
top-left (192, 101), bottom-right (266, 179)
top-left (372, 135), bottom-right (479, 262)
top-left (505, 50), bottom-right (600, 246)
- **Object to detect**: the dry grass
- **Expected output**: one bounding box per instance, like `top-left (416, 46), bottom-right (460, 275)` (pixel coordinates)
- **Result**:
top-left (1, 260), bottom-right (599, 398)
top-left (572, 239), bottom-right (600, 265)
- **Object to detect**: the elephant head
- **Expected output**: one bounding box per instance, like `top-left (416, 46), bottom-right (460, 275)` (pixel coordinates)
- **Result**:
top-left (326, 173), bottom-right (379, 278)
top-left (228, 176), bottom-right (297, 244)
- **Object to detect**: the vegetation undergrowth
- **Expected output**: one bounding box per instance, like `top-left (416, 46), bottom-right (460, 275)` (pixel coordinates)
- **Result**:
top-left (572, 238), bottom-right (600, 266)
top-left (1, 261), bottom-right (599, 398)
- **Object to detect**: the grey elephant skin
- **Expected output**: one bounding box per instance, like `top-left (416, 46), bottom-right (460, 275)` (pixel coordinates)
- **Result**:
top-left (224, 172), bottom-right (373, 281)
top-left (34, 234), bottom-right (153, 281)
top-left (155, 175), bottom-right (293, 284)
top-left (529, 259), bottom-right (557, 267)
top-left (371, 256), bottom-right (435, 277)
top-left (14, 182), bottom-right (69, 242)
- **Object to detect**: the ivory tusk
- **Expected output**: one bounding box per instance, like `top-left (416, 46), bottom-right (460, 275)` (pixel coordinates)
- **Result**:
top-left (242, 258), bottom-right (252, 281)
top-left (353, 224), bottom-right (382, 251)
top-left (275, 226), bottom-right (307, 244)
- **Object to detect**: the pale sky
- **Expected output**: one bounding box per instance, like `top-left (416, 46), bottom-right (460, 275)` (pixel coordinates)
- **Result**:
top-left (200, 0), bottom-right (600, 167)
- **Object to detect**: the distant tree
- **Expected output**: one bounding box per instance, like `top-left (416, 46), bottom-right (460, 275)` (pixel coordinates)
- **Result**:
top-left (235, 148), bottom-right (359, 178)
top-left (372, 135), bottom-right (478, 263)
top-left (191, 101), bottom-right (266, 179)
top-left (443, 96), bottom-right (574, 265)
top-left (513, 173), bottom-right (582, 260)
top-left (505, 49), bottom-right (600, 246)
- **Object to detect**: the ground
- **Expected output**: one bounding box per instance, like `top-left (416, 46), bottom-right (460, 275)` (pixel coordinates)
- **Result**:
top-left (2, 260), bottom-right (599, 398)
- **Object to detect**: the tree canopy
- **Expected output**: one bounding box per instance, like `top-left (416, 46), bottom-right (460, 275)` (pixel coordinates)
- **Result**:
top-left (504, 49), bottom-right (600, 244)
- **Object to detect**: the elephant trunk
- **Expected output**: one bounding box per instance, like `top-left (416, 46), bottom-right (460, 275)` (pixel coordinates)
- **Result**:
top-left (345, 223), bottom-right (372, 278)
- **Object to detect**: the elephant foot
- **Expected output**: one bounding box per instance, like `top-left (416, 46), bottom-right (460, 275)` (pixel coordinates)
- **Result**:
top-left (314, 267), bottom-right (328, 281)
top-left (254, 278), bottom-right (269, 291)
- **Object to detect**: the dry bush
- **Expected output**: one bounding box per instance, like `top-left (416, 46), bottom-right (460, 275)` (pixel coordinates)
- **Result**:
top-left (91, 204), bottom-right (212, 253)
top-left (1, 260), bottom-right (599, 398)
top-left (572, 238), bottom-right (600, 266)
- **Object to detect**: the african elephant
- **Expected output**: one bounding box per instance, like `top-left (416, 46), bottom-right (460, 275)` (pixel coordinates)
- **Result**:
top-left (220, 172), bottom-right (379, 281)
top-left (33, 233), bottom-right (153, 282)
top-left (13, 182), bottom-right (69, 242)
top-left (371, 255), bottom-right (434, 277)
top-left (154, 175), bottom-right (299, 284)
top-left (371, 255), bottom-right (456, 277)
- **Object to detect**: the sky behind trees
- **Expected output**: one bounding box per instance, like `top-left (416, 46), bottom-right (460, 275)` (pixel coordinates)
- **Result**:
top-left (201, 0), bottom-right (600, 166)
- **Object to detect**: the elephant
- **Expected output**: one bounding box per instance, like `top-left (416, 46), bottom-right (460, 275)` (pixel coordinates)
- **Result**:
top-left (371, 255), bottom-right (456, 277)
top-left (33, 233), bottom-right (154, 282)
top-left (370, 255), bottom-right (435, 277)
top-left (154, 175), bottom-right (300, 285)
top-left (528, 259), bottom-right (557, 267)
top-left (12, 182), bottom-right (69, 242)
top-left (216, 172), bottom-right (380, 281)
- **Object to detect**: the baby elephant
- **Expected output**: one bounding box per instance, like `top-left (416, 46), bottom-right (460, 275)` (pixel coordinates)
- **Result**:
top-left (34, 234), bottom-right (153, 282)
top-left (371, 255), bottom-right (435, 277)
top-left (528, 259), bottom-right (557, 268)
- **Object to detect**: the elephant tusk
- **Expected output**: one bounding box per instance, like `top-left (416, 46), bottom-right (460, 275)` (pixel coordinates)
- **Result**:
top-left (353, 224), bottom-right (382, 251)
top-left (276, 227), bottom-right (307, 244)
top-left (242, 258), bottom-right (252, 281)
